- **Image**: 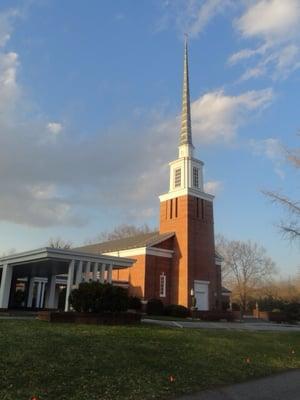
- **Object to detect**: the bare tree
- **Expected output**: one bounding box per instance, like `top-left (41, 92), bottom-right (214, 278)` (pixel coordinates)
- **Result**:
top-left (48, 237), bottom-right (72, 249)
top-left (88, 223), bottom-right (155, 243)
top-left (263, 142), bottom-right (300, 242)
top-left (216, 235), bottom-right (277, 311)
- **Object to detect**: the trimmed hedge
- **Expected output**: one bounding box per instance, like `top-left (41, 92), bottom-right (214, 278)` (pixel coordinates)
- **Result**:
top-left (164, 304), bottom-right (189, 318)
top-left (38, 311), bottom-right (141, 325)
top-left (194, 310), bottom-right (235, 322)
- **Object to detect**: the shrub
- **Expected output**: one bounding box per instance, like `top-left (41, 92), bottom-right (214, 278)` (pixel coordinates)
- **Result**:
top-left (128, 296), bottom-right (142, 311)
top-left (146, 298), bottom-right (164, 315)
top-left (69, 282), bottom-right (129, 313)
top-left (165, 304), bottom-right (189, 318)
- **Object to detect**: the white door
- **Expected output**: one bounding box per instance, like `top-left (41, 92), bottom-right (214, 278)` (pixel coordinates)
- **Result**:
top-left (194, 281), bottom-right (209, 310)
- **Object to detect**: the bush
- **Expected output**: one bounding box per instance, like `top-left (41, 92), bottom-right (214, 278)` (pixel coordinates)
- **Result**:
top-left (164, 304), bottom-right (189, 318)
top-left (69, 282), bottom-right (129, 313)
top-left (146, 298), bottom-right (164, 315)
top-left (128, 296), bottom-right (142, 311)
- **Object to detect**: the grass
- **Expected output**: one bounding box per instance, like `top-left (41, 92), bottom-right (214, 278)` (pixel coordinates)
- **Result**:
top-left (0, 320), bottom-right (299, 400)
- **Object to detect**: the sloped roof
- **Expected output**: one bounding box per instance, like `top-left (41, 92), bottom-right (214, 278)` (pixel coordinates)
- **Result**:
top-left (75, 231), bottom-right (175, 255)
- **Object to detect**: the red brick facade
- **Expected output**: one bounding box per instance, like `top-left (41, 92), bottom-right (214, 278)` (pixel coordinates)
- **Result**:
top-left (111, 194), bottom-right (221, 310)
top-left (159, 195), bottom-right (221, 308)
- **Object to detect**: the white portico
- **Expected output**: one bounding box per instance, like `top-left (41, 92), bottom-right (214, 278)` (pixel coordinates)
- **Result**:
top-left (0, 247), bottom-right (134, 311)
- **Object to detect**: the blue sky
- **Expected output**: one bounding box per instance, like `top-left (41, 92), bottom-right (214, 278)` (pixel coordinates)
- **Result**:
top-left (0, 0), bottom-right (299, 276)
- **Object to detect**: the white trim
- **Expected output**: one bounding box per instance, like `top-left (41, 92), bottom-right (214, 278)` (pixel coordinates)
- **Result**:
top-left (159, 188), bottom-right (214, 203)
top-left (0, 247), bottom-right (134, 268)
top-left (159, 273), bottom-right (166, 298)
top-left (194, 280), bottom-right (209, 311)
top-left (104, 247), bottom-right (173, 259)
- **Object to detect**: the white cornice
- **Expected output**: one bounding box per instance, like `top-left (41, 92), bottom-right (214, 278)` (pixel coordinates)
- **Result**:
top-left (0, 247), bottom-right (135, 268)
top-left (104, 247), bottom-right (174, 259)
top-left (159, 188), bottom-right (214, 203)
top-left (169, 157), bottom-right (204, 167)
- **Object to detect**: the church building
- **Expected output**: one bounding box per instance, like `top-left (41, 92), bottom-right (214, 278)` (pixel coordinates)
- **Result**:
top-left (78, 40), bottom-right (222, 310)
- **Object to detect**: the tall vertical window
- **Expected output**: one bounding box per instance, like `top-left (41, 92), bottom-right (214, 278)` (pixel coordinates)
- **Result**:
top-left (193, 167), bottom-right (199, 188)
top-left (174, 168), bottom-right (181, 188)
top-left (159, 273), bottom-right (166, 297)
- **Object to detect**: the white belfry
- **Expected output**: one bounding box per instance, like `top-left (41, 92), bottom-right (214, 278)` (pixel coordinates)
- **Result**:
top-left (159, 38), bottom-right (214, 204)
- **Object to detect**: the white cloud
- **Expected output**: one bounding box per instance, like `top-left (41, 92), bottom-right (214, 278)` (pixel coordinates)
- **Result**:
top-left (0, 9), bottom-right (19, 48)
top-left (250, 137), bottom-right (285, 179)
top-left (156, 0), bottom-right (234, 37)
top-left (190, 88), bottom-right (274, 143)
top-left (204, 180), bottom-right (223, 195)
top-left (47, 122), bottom-right (63, 135)
top-left (230, 0), bottom-right (300, 80)
top-left (237, 0), bottom-right (300, 42)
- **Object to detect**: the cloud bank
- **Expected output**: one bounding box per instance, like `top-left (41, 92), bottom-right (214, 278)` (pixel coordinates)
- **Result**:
top-left (230, 0), bottom-right (300, 80)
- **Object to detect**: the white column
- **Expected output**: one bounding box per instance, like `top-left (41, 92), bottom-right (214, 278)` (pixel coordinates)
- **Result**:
top-left (65, 259), bottom-right (75, 312)
top-left (85, 261), bottom-right (91, 281)
top-left (27, 277), bottom-right (35, 308)
top-left (0, 264), bottom-right (13, 309)
top-left (75, 261), bottom-right (83, 286)
top-left (45, 275), bottom-right (56, 309)
top-left (92, 262), bottom-right (98, 281)
top-left (107, 263), bottom-right (113, 284)
top-left (36, 281), bottom-right (42, 308)
top-left (100, 263), bottom-right (105, 283)
top-left (40, 282), bottom-right (46, 308)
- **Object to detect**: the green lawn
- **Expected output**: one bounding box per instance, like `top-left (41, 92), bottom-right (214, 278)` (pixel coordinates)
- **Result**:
top-left (0, 320), bottom-right (299, 400)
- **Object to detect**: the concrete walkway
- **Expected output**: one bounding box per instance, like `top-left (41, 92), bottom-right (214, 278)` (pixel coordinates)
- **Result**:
top-left (178, 370), bottom-right (300, 400)
top-left (142, 318), bottom-right (300, 332)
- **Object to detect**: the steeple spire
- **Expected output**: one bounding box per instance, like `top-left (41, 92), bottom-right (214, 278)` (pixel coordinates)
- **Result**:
top-left (179, 36), bottom-right (194, 152)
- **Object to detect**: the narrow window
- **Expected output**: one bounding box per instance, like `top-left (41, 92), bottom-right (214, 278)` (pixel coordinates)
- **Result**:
top-left (174, 168), bottom-right (181, 188)
top-left (201, 199), bottom-right (205, 220)
top-left (159, 273), bottom-right (166, 297)
top-left (193, 167), bottom-right (199, 188)
top-left (196, 198), bottom-right (199, 218)
top-left (175, 198), bottom-right (178, 218)
top-left (170, 199), bottom-right (173, 219)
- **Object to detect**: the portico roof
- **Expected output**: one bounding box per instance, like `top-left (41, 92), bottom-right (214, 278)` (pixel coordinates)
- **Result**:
top-left (0, 247), bottom-right (135, 275)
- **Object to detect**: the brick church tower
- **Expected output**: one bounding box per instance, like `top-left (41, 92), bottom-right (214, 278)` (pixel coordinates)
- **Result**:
top-left (159, 39), bottom-right (221, 309)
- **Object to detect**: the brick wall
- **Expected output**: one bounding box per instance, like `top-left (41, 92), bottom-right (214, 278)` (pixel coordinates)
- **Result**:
top-left (144, 254), bottom-right (172, 304)
top-left (112, 254), bottom-right (146, 298)
top-left (159, 194), bottom-right (221, 309)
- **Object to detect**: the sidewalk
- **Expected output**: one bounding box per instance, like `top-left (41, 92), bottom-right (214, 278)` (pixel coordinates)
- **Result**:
top-left (142, 318), bottom-right (300, 332)
top-left (178, 370), bottom-right (300, 400)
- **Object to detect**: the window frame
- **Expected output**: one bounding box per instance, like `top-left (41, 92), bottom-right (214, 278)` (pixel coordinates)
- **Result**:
top-left (193, 167), bottom-right (199, 188)
top-left (159, 273), bottom-right (166, 298)
top-left (174, 168), bottom-right (182, 188)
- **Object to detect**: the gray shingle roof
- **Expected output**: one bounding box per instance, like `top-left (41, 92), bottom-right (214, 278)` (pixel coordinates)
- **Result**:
top-left (75, 231), bottom-right (175, 255)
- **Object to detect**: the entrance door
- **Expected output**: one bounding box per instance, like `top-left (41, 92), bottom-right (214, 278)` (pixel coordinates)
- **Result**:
top-left (194, 281), bottom-right (209, 310)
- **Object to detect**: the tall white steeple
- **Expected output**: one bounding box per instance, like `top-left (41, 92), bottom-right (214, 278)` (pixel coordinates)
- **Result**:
top-left (159, 38), bottom-right (214, 203)
top-left (178, 36), bottom-right (194, 159)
